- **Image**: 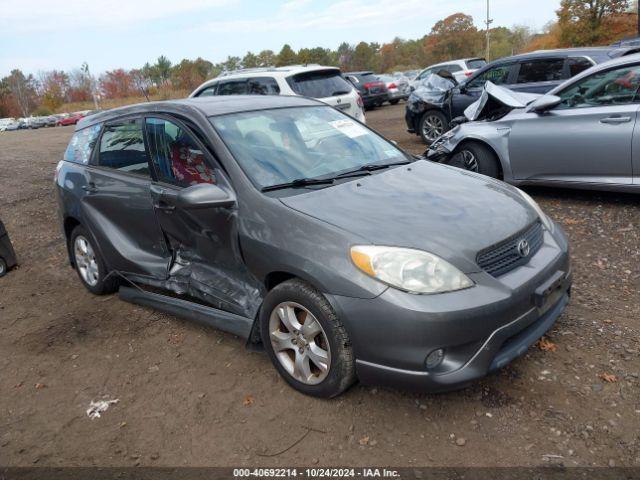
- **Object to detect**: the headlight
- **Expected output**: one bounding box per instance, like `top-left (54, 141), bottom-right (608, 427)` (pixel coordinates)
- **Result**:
top-left (518, 189), bottom-right (553, 231)
top-left (350, 246), bottom-right (473, 294)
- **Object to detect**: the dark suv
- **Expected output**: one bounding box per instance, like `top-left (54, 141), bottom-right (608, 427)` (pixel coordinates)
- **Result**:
top-left (56, 95), bottom-right (571, 398)
top-left (406, 46), bottom-right (640, 143)
top-left (344, 71), bottom-right (389, 109)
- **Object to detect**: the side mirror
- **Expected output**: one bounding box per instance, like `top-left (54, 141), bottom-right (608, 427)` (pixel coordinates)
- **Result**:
top-left (176, 183), bottom-right (235, 209)
top-left (526, 95), bottom-right (562, 113)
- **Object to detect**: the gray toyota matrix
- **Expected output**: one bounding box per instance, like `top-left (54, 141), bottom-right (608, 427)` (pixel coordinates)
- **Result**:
top-left (56, 95), bottom-right (572, 398)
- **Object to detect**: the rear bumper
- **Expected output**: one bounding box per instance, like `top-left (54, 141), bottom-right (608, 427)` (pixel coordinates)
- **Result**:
top-left (363, 93), bottom-right (389, 107)
top-left (328, 225), bottom-right (572, 392)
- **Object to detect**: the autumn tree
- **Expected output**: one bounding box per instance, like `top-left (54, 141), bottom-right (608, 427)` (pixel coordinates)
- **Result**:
top-left (424, 13), bottom-right (483, 63)
top-left (557, 0), bottom-right (632, 45)
top-left (3, 69), bottom-right (38, 116)
top-left (171, 58), bottom-right (213, 90)
top-left (38, 70), bottom-right (69, 111)
top-left (100, 69), bottom-right (136, 99)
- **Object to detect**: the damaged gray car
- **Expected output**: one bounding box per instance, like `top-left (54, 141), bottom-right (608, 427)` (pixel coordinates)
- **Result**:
top-left (56, 95), bottom-right (572, 398)
top-left (427, 55), bottom-right (640, 192)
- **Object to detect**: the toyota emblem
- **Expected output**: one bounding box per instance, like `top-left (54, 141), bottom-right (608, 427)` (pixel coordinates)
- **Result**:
top-left (517, 239), bottom-right (530, 258)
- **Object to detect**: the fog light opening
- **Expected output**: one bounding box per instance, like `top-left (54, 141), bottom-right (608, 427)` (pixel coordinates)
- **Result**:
top-left (425, 348), bottom-right (445, 370)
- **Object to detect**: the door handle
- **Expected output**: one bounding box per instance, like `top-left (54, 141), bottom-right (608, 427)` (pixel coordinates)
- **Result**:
top-left (155, 201), bottom-right (175, 212)
top-left (600, 116), bottom-right (631, 124)
top-left (82, 183), bottom-right (98, 193)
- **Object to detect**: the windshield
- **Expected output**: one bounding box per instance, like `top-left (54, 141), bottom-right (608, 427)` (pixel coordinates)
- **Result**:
top-left (210, 106), bottom-right (407, 190)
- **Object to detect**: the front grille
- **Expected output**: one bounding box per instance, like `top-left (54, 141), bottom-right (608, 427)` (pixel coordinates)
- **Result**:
top-left (476, 220), bottom-right (544, 277)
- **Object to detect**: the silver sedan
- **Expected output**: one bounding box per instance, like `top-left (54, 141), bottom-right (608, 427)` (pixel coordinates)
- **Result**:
top-left (427, 54), bottom-right (640, 193)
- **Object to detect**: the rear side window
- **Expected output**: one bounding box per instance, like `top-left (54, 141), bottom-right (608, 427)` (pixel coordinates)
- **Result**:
top-left (568, 57), bottom-right (594, 77)
top-left (516, 59), bottom-right (565, 83)
top-left (287, 70), bottom-right (353, 98)
top-left (63, 124), bottom-right (101, 164)
top-left (247, 77), bottom-right (280, 95)
top-left (98, 119), bottom-right (150, 176)
top-left (217, 80), bottom-right (248, 95)
top-left (466, 59), bottom-right (487, 69)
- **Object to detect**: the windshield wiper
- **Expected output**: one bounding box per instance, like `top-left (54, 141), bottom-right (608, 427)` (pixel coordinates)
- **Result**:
top-left (332, 160), bottom-right (412, 179)
top-left (261, 177), bottom-right (335, 192)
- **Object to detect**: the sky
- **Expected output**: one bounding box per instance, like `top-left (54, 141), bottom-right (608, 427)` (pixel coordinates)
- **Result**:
top-left (0, 0), bottom-right (561, 77)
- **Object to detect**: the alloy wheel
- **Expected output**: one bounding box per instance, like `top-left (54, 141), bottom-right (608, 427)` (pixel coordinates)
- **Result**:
top-left (422, 115), bottom-right (445, 142)
top-left (268, 301), bottom-right (331, 385)
top-left (74, 235), bottom-right (99, 287)
top-left (459, 150), bottom-right (479, 172)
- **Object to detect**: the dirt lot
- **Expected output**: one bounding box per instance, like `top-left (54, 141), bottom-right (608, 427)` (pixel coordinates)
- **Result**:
top-left (1, 104), bottom-right (639, 468)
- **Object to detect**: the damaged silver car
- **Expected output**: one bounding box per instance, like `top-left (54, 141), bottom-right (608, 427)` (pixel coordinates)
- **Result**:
top-left (427, 55), bottom-right (640, 192)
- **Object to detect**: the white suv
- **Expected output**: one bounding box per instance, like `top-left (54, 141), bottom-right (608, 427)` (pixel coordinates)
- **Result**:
top-left (189, 65), bottom-right (366, 123)
top-left (412, 58), bottom-right (487, 86)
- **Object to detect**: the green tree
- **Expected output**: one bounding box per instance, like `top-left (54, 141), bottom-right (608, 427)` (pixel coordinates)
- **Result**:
top-left (351, 42), bottom-right (379, 71)
top-left (257, 50), bottom-right (276, 66)
top-left (276, 44), bottom-right (298, 66)
top-left (242, 52), bottom-right (260, 68)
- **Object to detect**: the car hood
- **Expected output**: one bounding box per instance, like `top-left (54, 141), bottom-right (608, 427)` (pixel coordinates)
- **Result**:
top-left (464, 81), bottom-right (542, 121)
top-left (280, 160), bottom-right (538, 273)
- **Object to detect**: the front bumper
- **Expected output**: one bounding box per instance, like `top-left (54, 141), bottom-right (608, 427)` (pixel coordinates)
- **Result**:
top-left (328, 226), bottom-right (572, 392)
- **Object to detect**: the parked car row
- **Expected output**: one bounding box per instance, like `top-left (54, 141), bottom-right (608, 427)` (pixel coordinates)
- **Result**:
top-left (0, 110), bottom-right (99, 133)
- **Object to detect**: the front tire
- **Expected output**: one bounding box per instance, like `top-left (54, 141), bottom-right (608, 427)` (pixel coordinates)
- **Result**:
top-left (261, 279), bottom-right (356, 398)
top-left (0, 258), bottom-right (7, 277)
top-left (419, 110), bottom-right (449, 144)
top-left (449, 142), bottom-right (500, 178)
top-left (70, 225), bottom-right (118, 295)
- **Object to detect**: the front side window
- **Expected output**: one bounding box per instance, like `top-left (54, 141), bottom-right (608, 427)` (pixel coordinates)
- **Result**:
top-left (516, 59), bottom-right (565, 83)
top-left (210, 106), bottom-right (406, 190)
top-left (467, 64), bottom-right (512, 88)
top-left (557, 64), bottom-right (640, 109)
top-left (146, 118), bottom-right (215, 187)
top-left (287, 70), bottom-right (353, 98)
top-left (247, 77), bottom-right (281, 95)
top-left (64, 124), bottom-right (101, 164)
top-left (98, 120), bottom-right (149, 176)
top-left (197, 85), bottom-right (218, 97)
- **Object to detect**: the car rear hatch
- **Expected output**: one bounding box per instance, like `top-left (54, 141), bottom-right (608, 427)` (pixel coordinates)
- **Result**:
top-left (286, 68), bottom-right (356, 113)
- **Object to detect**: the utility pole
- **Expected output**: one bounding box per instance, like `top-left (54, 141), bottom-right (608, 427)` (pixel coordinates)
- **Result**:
top-left (637, 0), bottom-right (639, 38)
top-left (485, 0), bottom-right (493, 61)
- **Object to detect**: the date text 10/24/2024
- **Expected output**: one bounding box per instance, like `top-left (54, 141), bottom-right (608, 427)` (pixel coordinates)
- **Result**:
top-left (233, 468), bottom-right (400, 478)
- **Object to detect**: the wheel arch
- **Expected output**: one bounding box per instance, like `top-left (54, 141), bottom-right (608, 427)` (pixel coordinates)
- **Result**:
top-left (63, 216), bottom-right (82, 267)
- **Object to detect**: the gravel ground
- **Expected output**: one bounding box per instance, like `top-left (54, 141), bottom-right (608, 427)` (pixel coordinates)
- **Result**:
top-left (0, 104), bottom-right (638, 468)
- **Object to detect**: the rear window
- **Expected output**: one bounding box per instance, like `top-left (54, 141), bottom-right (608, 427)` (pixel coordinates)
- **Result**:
top-left (287, 70), bottom-right (354, 98)
top-left (356, 74), bottom-right (379, 84)
top-left (63, 124), bottom-right (101, 164)
top-left (517, 59), bottom-right (565, 83)
top-left (466, 59), bottom-right (487, 69)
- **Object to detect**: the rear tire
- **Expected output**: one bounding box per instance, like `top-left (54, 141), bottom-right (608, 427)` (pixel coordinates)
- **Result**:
top-left (0, 258), bottom-right (7, 277)
top-left (69, 225), bottom-right (118, 295)
top-left (449, 142), bottom-right (500, 178)
top-left (390, 99), bottom-right (400, 105)
top-left (261, 279), bottom-right (356, 398)
top-left (419, 110), bottom-right (448, 144)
